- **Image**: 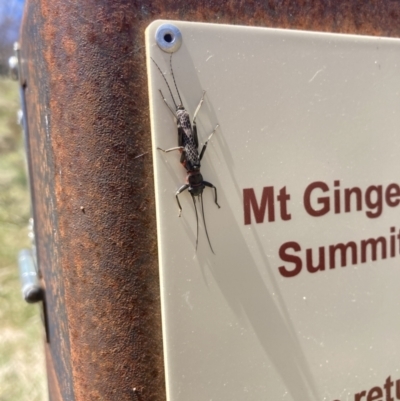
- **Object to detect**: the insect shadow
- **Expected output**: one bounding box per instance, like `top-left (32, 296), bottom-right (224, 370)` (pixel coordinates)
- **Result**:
top-left (151, 54), bottom-right (220, 253)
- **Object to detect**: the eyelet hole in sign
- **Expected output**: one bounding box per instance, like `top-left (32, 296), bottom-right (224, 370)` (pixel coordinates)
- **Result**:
top-left (155, 23), bottom-right (182, 53)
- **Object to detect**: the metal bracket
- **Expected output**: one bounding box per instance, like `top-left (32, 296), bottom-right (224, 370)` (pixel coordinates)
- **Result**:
top-left (18, 249), bottom-right (43, 303)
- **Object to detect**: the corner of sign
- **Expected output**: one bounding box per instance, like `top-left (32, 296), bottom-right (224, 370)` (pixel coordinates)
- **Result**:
top-left (145, 20), bottom-right (169, 54)
top-left (145, 19), bottom-right (168, 36)
top-left (145, 21), bottom-right (161, 58)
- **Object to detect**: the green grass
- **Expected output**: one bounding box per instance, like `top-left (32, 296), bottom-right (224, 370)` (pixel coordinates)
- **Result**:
top-left (0, 77), bottom-right (47, 401)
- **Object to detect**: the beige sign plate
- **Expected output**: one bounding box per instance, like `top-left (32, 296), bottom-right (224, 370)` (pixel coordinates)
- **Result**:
top-left (146, 20), bottom-right (400, 401)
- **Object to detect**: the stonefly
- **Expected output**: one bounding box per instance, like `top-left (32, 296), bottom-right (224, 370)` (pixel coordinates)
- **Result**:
top-left (151, 54), bottom-right (221, 253)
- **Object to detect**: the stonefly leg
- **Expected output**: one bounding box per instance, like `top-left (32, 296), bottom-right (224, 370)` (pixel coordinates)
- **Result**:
top-left (203, 181), bottom-right (221, 209)
top-left (193, 90), bottom-right (206, 125)
top-left (157, 146), bottom-right (184, 153)
top-left (175, 184), bottom-right (189, 217)
top-left (199, 125), bottom-right (219, 161)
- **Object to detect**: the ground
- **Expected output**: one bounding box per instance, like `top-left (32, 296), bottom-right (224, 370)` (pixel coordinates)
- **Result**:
top-left (0, 77), bottom-right (47, 401)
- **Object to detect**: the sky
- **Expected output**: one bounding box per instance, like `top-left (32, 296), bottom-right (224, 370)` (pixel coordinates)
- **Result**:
top-left (0, 0), bottom-right (25, 43)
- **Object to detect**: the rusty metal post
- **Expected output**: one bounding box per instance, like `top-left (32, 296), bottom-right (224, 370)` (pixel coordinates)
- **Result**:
top-left (18, 1), bottom-right (400, 400)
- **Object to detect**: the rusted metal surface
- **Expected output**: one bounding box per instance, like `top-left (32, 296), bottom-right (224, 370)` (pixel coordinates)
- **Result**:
top-left (19, 0), bottom-right (400, 400)
top-left (45, 343), bottom-right (63, 401)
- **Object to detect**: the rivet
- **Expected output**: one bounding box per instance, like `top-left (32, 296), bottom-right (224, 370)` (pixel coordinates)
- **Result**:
top-left (155, 24), bottom-right (182, 53)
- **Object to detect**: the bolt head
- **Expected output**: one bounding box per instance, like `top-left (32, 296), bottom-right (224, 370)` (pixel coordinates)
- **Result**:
top-left (8, 56), bottom-right (19, 81)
